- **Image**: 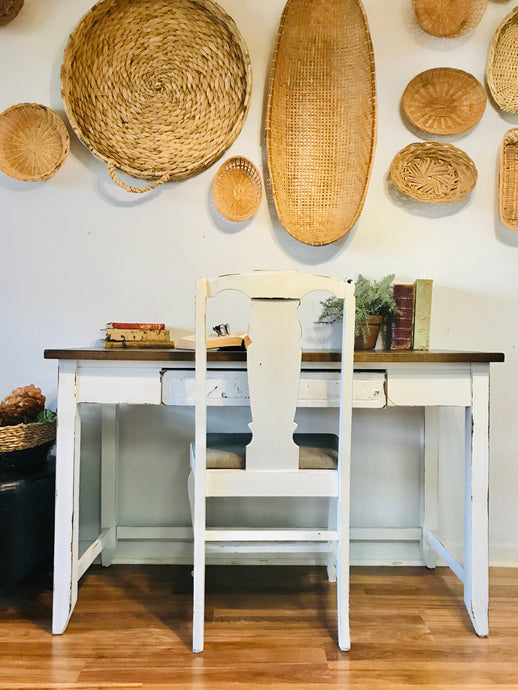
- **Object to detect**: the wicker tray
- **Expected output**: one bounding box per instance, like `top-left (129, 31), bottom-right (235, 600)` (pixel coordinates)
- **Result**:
top-left (212, 156), bottom-right (263, 222)
top-left (0, 0), bottom-right (23, 26)
top-left (402, 68), bottom-right (486, 135)
top-left (487, 7), bottom-right (518, 113)
top-left (0, 103), bottom-right (69, 181)
top-left (412, 0), bottom-right (488, 38)
top-left (390, 142), bottom-right (477, 203)
top-left (265, 0), bottom-right (376, 246)
top-left (61, 0), bottom-right (252, 193)
top-left (500, 128), bottom-right (518, 230)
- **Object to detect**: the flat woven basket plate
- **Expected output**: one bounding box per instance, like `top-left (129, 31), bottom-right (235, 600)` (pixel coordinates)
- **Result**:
top-left (212, 156), bottom-right (263, 222)
top-left (0, 103), bottom-right (69, 181)
top-left (266, 0), bottom-right (377, 246)
top-left (500, 128), bottom-right (518, 230)
top-left (61, 0), bottom-right (252, 193)
top-left (390, 141), bottom-right (477, 203)
top-left (487, 7), bottom-right (518, 113)
top-left (412, 0), bottom-right (488, 37)
top-left (402, 68), bottom-right (486, 135)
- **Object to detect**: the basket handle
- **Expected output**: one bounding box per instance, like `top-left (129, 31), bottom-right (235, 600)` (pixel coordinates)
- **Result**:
top-left (108, 161), bottom-right (170, 193)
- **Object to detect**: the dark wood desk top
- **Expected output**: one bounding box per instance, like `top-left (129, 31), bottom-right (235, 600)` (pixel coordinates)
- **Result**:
top-left (44, 347), bottom-right (505, 364)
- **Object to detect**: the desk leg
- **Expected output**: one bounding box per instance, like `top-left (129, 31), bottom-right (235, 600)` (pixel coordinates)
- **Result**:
top-left (464, 363), bottom-right (490, 637)
top-left (101, 404), bottom-right (118, 566)
top-left (52, 362), bottom-right (81, 634)
top-left (421, 407), bottom-right (439, 568)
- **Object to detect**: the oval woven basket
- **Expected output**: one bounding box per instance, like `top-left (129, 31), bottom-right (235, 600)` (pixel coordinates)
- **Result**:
top-left (0, 103), bottom-right (70, 181)
top-left (212, 156), bottom-right (263, 222)
top-left (61, 0), bottom-right (252, 194)
top-left (487, 7), bottom-right (518, 113)
top-left (266, 0), bottom-right (377, 246)
top-left (402, 68), bottom-right (486, 135)
top-left (0, 0), bottom-right (24, 26)
top-left (0, 420), bottom-right (56, 453)
top-left (390, 141), bottom-right (477, 203)
top-left (499, 128), bottom-right (518, 230)
top-left (412, 0), bottom-right (488, 38)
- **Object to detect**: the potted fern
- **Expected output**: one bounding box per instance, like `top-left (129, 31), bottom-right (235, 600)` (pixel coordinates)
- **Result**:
top-left (317, 274), bottom-right (400, 350)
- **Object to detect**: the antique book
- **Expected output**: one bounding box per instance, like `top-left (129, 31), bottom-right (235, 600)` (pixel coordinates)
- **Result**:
top-left (105, 328), bottom-right (170, 342)
top-left (175, 332), bottom-right (251, 350)
top-left (106, 322), bottom-right (165, 330)
top-left (412, 279), bottom-right (433, 351)
top-left (390, 283), bottom-right (416, 350)
top-left (103, 339), bottom-right (175, 349)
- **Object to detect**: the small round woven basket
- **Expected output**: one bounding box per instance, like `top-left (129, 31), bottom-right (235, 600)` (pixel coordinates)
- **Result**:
top-left (0, 0), bottom-right (24, 26)
top-left (61, 0), bottom-right (252, 194)
top-left (487, 7), bottom-right (518, 113)
top-left (402, 68), bottom-right (486, 135)
top-left (390, 141), bottom-right (477, 203)
top-left (412, 0), bottom-right (488, 38)
top-left (0, 103), bottom-right (70, 181)
top-left (0, 420), bottom-right (56, 472)
top-left (212, 156), bottom-right (263, 221)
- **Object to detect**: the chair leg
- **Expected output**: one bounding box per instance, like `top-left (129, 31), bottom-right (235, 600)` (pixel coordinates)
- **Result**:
top-left (191, 445), bottom-right (206, 653)
top-left (336, 537), bottom-right (351, 652)
top-left (327, 497), bottom-right (337, 582)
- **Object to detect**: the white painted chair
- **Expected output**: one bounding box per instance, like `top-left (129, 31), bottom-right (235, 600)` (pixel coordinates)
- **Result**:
top-left (188, 271), bottom-right (355, 653)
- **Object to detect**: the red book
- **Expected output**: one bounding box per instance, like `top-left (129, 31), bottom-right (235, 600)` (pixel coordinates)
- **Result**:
top-left (106, 322), bottom-right (165, 330)
top-left (390, 284), bottom-right (415, 350)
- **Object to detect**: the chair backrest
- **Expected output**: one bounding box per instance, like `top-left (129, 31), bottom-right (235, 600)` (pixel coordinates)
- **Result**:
top-left (194, 270), bottom-right (355, 472)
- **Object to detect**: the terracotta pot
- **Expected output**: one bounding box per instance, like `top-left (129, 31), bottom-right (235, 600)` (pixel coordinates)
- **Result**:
top-left (354, 315), bottom-right (382, 350)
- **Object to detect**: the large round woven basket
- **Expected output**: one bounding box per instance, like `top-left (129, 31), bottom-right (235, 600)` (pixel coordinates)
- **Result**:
top-left (61, 0), bottom-right (252, 194)
top-left (0, 0), bottom-right (24, 26)
top-left (412, 0), bottom-right (488, 38)
top-left (0, 103), bottom-right (70, 181)
top-left (487, 7), bottom-right (518, 113)
top-left (0, 421), bottom-right (56, 472)
top-left (402, 68), bottom-right (486, 135)
top-left (212, 156), bottom-right (263, 221)
top-left (390, 141), bottom-right (477, 203)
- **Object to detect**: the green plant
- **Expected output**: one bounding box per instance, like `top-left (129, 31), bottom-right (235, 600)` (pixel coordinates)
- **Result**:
top-left (317, 274), bottom-right (400, 335)
top-left (36, 409), bottom-right (57, 423)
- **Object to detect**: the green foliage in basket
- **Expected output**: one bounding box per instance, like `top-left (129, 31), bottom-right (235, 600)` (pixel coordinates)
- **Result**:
top-left (36, 409), bottom-right (57, 423)
top-left (317, 274), bottom-right (400, 335)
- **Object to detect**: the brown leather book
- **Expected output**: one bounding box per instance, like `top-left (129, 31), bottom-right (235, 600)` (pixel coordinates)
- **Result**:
top-left (390, 283), bottom-right (416, 350)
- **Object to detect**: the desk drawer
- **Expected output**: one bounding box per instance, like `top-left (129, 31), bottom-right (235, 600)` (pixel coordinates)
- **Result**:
top-left (161, 370), bottom-right (386, 408)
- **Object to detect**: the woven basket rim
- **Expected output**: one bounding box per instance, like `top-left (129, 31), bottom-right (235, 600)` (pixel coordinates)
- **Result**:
top-left (412, 0), bottom-right (488, 38)
top-left (0, 0), bottom-right (24, 26)
top-left (61, 0), bottom-right (252, 185)
top-left (487, 6), bottom-right (518, 113)
top-left (0, 102), bottom-right (70, 181)
top-left (212, 156), bottom-right (263, 222)
top-left (0, 419), bottom-right (56, 452)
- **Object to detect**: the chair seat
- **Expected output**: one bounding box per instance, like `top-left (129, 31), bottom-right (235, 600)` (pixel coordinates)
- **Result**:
top-left (206, 433), bottom-right (338, 470)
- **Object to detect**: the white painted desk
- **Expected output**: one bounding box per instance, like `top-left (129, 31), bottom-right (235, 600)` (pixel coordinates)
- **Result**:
top-left (44, 347), bottom-right (504, 636)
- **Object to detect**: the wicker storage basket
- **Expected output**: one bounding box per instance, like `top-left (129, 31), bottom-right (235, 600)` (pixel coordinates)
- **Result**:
top-left (487, 7), bottom-right (518, 113)
top-left (390, 141), bottom-right (477, 203)
top-left (412, 0), bottom-right (488, 38)
top-left (0, 421), bottom-right (56, 472)
top-left (0, 103), bottom-right (70, 181)
top-left (499, 128), bottom-right (518, 230)
top-left (212, 156), bottom-right (263, 222)
top-left (265, 0), bottom-right (377, 246)
top-left (61, 0), bottom-right (252, 194)
top-left (402, 68), bottom-right (486, 135)
top-left (0, 0), bottom-right (23, 26)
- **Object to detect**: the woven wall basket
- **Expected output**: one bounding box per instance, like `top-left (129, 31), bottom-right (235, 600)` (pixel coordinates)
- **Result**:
top-left (0, 0), bottom-right (23, 26)
top-left (61, 0), bottom-right (252, 194)
top-left (212, 156), bottom-right (263, 222)
top-left (500, 128), bottom-right (518, 230)
top-left (265, 0), bottom-right (377, 246)
top-left (390, 142), bottom-right (477, 203)
top-left (0, 103), bottom-right (70, 181)
top-left (402, 68), bottom-right (486, 135)
top-left (487, 7), bottom-right (518, 113)
top-left (412, 0), bottom-right (488, 38)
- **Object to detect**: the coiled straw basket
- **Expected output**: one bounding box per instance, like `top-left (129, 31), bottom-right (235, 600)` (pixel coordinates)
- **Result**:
top-left (0, 0), bottom-right (24, 26)
top-left (61, 0), bottom-right (252, 193)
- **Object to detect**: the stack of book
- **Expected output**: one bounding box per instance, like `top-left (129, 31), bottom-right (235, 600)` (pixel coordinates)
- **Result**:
top-left (103, 322), bottom-right (175, 348)
top-left (389, 279), bottom-right (433, 351)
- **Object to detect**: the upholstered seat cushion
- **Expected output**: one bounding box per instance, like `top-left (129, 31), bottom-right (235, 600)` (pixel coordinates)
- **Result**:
top-left (205, 433), bottom-right (338, 470)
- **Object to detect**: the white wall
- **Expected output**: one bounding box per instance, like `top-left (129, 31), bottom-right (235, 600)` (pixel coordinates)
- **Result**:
top-left (1, 0), bottom-right (517, 564)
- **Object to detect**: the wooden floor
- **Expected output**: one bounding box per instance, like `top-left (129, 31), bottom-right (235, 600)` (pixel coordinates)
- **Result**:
top-left (0, 565), bottom-right (517, 689)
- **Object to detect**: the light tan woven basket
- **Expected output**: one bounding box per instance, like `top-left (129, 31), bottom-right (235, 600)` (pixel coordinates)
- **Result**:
top-left (499, 128), bottom-right (518, 230)
top-left (266, 0), bottom-right (377, 246)
top-left (0, 0), bottom-right (23, 26)
top-left (412, 0), bottom-right (488, 38)
top-left (212, 156), bottom-right (263, 222)
top-left (0, 420), bottom-right (56, 453)
top-left (402, 68), bottom-right (486, 135)
top-left (0, 103), bottom-right (70, 181)
top-left (390, 141), bottom-right (477, 203)
top-left (487, 7), bottom-right (518, 113)
top-left (61, 0), bottom-right (252, 194)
